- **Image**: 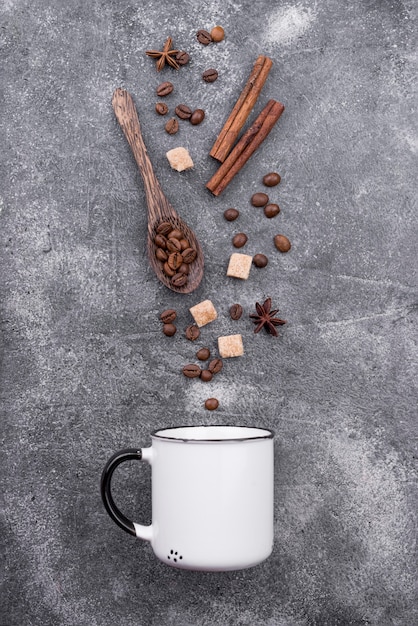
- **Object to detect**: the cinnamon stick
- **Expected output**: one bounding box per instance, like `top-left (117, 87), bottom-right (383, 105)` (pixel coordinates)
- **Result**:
top-left (206, 99), bottom-right (284, 196)
top-left (210, 55), bottom-right (273, 163)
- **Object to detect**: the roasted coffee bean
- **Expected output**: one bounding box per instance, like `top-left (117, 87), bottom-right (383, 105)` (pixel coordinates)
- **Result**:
top-left (178, 262), bottom-right (189, 275)
top-left (155, 247), bottom-right (168, 262)
top-left (163, 323), bottom-right (177, 337)
top-left (253, 253), bottom-right (269, 268)
top-left (168, 228), bottom-right (183, 240)
top-left (263, 172), bottom-right (281, 187)
top-left (154, 234), bottom-right (167, 248)
top-left (179, 238), bottom-right (190, 251)
top-left (264, 203), bottom-right (280, 218)
top-left (182, 364), bottom-right (201, 378)
top-left (175, 104), bottom-right (192, 120)
top-left (197, 29), bottom-right (212, 45)
top-left (167, 251), bottom-right (183, 270)
top-left (208, 358), bottom-right (223, 374)
top-left (160, 309), bottom-right (177, 323)
top-left (202, 68), bottom-right (218, 83)
top-left (232, 233), bottom-right (248, 248)
top-left (182, 247), bottom-right (197, 263)
top-left (163, 261), bottom-right (176, 277)
top-left (171, 272), bottom-right (188, 287)
top-left (251, 192), bottom-right (269, 207)
top-left (210, 26), bottom-right (225, 42)
top-left (156, 221), bottom-right (173, 235)
top-left (190, 109), bottom-right (205, 125)
top-left (166, 237), bottom-right (182, 253)
top-left (274, 234), bottom-right (292, 252)
top-left (155, 102), bottom-right (169, 116)
top-left (185, 324), bottom-right (200, 341)
top-left (200, 369), bottom-right (213, 382)
top-left (156, 81), bottom-right (174, 97)
top-left (224, 208), bottom-right (239, 221)
top-left (175, 51), bottom-right (190, 66)
top-left (205, 397), bottom-right (219, 410)
top-left (165, 118), bottom-right (179, 135)
top-left (229, 303), bottom-right (243, 320)
top-left (196, 347), bottom-right (210, 361)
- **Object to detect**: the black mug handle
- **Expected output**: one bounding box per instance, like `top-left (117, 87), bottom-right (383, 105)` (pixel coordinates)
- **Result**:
top-left (100, 448), bottom-right (152, 540)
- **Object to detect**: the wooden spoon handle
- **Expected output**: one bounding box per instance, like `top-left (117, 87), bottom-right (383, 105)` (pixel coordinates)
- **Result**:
top-left (112, 88), bottom-right (168, 224)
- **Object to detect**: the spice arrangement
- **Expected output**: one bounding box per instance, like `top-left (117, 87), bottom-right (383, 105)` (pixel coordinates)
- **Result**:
top-left (206, 100), bottom-right (285, 195)
top-left (113, 25), bottom-right (293, 409)
top-left (158, 292), bottom-right (285, 410)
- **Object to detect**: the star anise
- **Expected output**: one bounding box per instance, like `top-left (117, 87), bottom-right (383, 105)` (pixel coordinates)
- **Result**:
top-left (146, 37), bottom-right (180, 71)
top-left (249, 298), bottom-right (287, 336)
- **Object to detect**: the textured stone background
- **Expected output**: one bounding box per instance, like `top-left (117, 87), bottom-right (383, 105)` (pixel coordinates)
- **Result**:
top-left (1, 0), bottom-right (417, 624)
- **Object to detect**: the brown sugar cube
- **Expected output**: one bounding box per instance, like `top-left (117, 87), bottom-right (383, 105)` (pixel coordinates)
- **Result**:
top-left (166, 147), bottom-right (194, 172)
top-left (189, 299), bottom-right (218, 327)
top-left (226, 253), bottom-right (253, 280)
top-left (217, 334), bottom-right (244, 358)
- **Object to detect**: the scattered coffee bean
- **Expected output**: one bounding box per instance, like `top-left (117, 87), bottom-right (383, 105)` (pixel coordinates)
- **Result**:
top-left (208, 358), bottom-right (223, 374)
top-left (205, 397), bottom-right (219, 410)
top-left (229, 303), bottom-right (243, 320)
top-left (156, 221), bottom-right (173, 236)
top-left (160, 309), bottom-right (177, 323)
top-left (182, 247), bottom-right (197, 264)
top-left (251, 192), bottom-right (269, 207)
top-left (264, 203), bottom-right (280, 218)
top-left (155, 247), bottom-right (168, 262)
top-left (274, 234), bottom-right (292, 252)
top-left (168, 229), bottom-right (183, 240)
top-left (156, 81), bottom-right (174, 97)
top-left (185, 324), bottom-right (200, 341)
top-left (183, 364), bottom-right (201, 378)
top-left (224, 208), bottom-right (239, 221)
top-left (166, 238), bottom-right (182, 253)
top-left (163, 261), bottom-right (176, 277)
top-left (155, 233), bottom-right (168, 248)
top-left (175, 104), bottom-right (192, 120)
top-left (190, 109), bottom-right (205, 125)
top-left (263, 172), bottom-right (281, 187)
top-left (232, 233), bottom-right (248, 248)
top-left (253, 253), bottom-right (269, 268)
top-left (179, 238), bottom-right (190, 251)
top-left (202, 68), bottom-right (218, 83)
top-left (178, 262), bottom-right (189, 274)
top-left (197, 29), bottom-right (212, 45)
top-left (167, 252), bottom-right (183, 270)
top-left (175, 51), bottom-right (190, 66)
top-left (155, 102), bottom-right (169, 116)
top-left (196, 347), bottom-right (211, 361)
top-left (200, 369), bottom-right (213, 382)
top-left (171, 272), bottom-right (188, 287)
top-left (163, 323), bottom-right (177, 337)
top-left (166, 237), bottom-right (182, 253)
top-left (165, 118), bottom-right (179, 135)
top-left (210, 26), bottom-right (225, 42)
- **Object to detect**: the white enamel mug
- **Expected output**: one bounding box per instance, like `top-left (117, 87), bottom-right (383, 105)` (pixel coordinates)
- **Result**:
top-left (100, 425), bottom-right (274, 571)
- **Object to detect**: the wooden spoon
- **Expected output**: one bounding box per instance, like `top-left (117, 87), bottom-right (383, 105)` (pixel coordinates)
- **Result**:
top-left (112, 88), bottom-right (204, 294)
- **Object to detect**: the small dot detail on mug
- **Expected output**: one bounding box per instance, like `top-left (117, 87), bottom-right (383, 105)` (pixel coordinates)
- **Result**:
top-left (167, 549), bottom-right (183, 563)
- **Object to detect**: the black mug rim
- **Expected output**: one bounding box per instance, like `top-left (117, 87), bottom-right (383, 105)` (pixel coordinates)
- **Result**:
top-left (151, 425), bottom-right (274, 443)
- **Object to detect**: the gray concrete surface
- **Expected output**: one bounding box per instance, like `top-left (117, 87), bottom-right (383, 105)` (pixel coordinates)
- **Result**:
top-left (1, 0), bottom-right (417, 624)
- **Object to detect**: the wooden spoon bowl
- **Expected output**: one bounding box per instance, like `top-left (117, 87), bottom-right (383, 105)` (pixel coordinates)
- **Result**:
top-left (112, 88), bottom-right (204, 294)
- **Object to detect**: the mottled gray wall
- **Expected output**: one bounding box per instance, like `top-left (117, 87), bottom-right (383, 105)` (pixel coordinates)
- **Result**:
top-left (1, 0), bottom-right (417, 625)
